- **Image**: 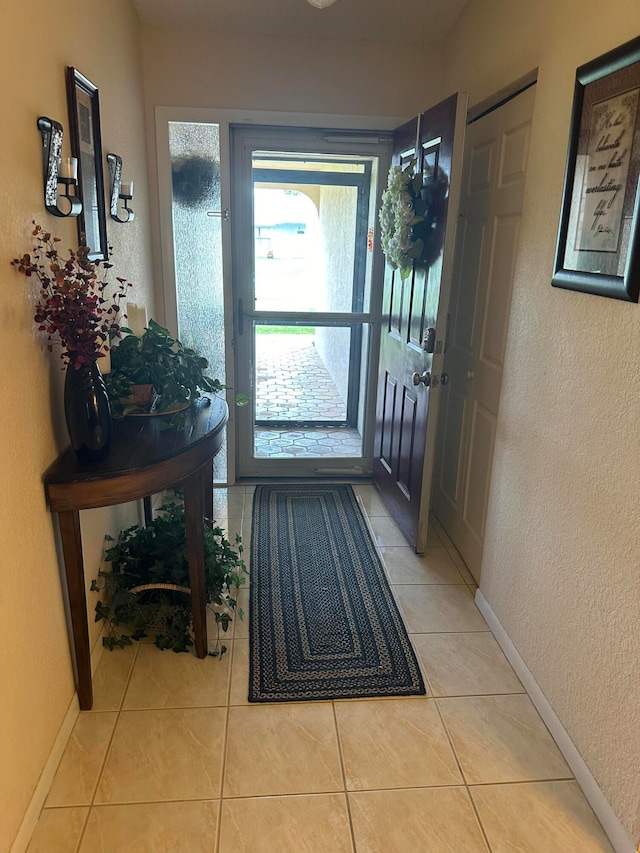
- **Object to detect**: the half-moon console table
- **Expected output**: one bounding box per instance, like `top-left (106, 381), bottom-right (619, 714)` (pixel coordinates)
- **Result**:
top-left (43, 394), bottom-right (228, 710)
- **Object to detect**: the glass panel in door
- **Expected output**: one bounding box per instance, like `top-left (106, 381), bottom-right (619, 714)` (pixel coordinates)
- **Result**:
top-left (251, 156), bottom-right (372, 470)
top-left (252, 322), bottom-right (371, 460)
top-left (233, 129), bottom-right (384, 478)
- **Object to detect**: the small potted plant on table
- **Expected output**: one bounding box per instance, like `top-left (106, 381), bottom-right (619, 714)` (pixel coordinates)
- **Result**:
top-left (105, 319), bottom-right (226, 421)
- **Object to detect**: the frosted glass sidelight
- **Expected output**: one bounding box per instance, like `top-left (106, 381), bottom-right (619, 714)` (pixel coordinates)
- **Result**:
top-left (169, 122), bottom-right (227, 481)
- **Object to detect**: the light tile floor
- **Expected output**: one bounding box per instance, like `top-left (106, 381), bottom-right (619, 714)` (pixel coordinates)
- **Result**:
top-left (27, 485), bottom-right (615, 853)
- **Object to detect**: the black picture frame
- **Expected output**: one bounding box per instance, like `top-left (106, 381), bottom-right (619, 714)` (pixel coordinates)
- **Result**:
top-left (66, 67), bottom-right (108, 261)
top-left (552, 37), bottom-right (640, 302)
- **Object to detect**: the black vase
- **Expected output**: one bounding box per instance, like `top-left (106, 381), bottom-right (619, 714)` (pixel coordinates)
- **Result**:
top-left (64, 362), bottom-right (112, 463)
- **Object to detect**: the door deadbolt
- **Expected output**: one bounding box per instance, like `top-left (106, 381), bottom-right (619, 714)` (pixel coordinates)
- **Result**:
top-left (431, 372), bottom-right (448, 389)
top-left (423, 327), bottom-right (436, 353)
top-left (412, 371), bottom-right (431, 387)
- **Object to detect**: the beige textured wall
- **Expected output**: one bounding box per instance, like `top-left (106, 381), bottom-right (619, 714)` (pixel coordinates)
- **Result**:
top-left (141, 27), bottom-right (443, 118)
top-left (441, 0), bottom-right (640, 844)
top-left (0, 1), bottom-right (155, 849)
top-left (140, 27), bottom-right (443, 333)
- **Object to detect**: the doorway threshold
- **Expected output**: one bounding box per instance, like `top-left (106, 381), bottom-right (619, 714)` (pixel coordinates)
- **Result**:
top-left (254, 424), bottom-right (362, 458)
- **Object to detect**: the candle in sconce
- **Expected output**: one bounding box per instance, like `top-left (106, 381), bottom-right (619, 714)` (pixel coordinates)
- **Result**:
top-left (58, 157), bottom-right (78, 181)
top-left (126, 302), bottom-right (147, 338)
top-left (120, 180), bottom-right (134, 198)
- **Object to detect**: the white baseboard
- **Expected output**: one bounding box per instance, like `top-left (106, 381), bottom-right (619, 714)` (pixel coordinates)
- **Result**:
top-left (11, 625), bottom-right (106, 853)
top-left (475, 590), bottom-right (635, 853)
top-left (10, 692), bottom-right (80, 853)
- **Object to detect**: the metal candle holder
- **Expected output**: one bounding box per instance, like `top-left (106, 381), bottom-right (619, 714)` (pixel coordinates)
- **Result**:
top-left (107, 153), bottom-right (135, 223)
top-left (37, 116), bottom-right (82, 218)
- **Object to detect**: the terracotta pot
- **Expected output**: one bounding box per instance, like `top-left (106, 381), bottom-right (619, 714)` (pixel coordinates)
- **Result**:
top-left (130, 383), bottom-right (155, 409)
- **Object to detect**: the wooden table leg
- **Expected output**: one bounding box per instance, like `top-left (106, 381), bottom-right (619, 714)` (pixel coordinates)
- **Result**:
top-left (58, 510), bottom-right (93, 710)
top-left (143, 495), bottom-right (153, 526)
top-left (203, 458), bottom-right (213, 525)
top-left (184, 466), bottom-right (208, 658)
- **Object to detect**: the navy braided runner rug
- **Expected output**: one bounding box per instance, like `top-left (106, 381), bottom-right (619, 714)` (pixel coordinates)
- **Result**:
top-left (249, 484), bottom-right (425, 702)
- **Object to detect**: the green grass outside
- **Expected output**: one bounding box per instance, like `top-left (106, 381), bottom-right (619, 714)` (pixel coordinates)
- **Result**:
top-left (255, 326), bottom-right (315, 335)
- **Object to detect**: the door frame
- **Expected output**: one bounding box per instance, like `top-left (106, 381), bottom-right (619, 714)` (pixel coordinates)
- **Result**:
top-left (154, 106), bottom-right (406, 484)
top-left (229, 123), bottom-right (394, 479)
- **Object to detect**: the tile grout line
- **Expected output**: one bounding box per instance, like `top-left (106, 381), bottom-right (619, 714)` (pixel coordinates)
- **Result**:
top-left (362, 495), bottom-right (494, 850)
top-left (331, 702), bottom-right (358, 853)
top-left (464, 787), bottom-right (494, 853)
top-left (75, 640), bottom-right (142, 850)
top-left (423, 691), bottom-right (529, 700)
top-left (207, 487), bottom-right (245, 853)
top-left (359, 500), bottom-right (465, 707)
top-left (338, 496), bottom-right (373, 852)
top-left (430, 695), bottom-right (494, 853)
top-left (216, 582), bottom-right (237, 853)
top-left (47, 782), bottom-right (569, 809)
top-left (467, 777), bottom-right (577, 787)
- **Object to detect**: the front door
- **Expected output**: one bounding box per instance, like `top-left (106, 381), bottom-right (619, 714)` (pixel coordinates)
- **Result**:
top-left (432, 84), bottom-right (536, 580)
top-left (232, 125), bottom-right (390, 479)
top-left (373, 94), bottom-right (467, 551)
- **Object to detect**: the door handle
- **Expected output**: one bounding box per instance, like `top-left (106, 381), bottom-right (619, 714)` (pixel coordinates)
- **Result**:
top-left (238, 298), bottom-right (244, 336)
top-left (412, 371), bottom-right (431, 387)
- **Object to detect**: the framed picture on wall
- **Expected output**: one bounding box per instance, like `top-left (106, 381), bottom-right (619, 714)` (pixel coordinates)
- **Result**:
top-left (552, 36), bottom-right (640, 302)
top-left (66, 67), bottom-right (109, 261)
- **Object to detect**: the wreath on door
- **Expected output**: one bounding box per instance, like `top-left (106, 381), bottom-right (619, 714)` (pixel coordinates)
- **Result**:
top-left (379, 159), bottom-right (449, 279)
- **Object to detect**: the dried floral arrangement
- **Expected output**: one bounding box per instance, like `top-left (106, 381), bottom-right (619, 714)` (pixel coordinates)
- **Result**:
top-left (11, 222), bottom-right (131, 368)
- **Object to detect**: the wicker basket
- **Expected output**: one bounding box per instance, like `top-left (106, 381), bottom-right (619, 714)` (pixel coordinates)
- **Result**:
top-left (129, 582), bottom-right (191, 596)
top-left (128, 582), bottom-right (192, 633)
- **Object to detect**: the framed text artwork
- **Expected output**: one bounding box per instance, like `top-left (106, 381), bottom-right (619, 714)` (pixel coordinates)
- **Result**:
top-left (552, 37), bottom-right (640, 302)
top-left (66, 67), bottom-right (109, 261)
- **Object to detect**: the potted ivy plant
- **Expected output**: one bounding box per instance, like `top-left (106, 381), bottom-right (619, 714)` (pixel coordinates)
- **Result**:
top-left (91, 500), bottom-right (247, 655)
top-left (105, 319), bottom-right (226, 418)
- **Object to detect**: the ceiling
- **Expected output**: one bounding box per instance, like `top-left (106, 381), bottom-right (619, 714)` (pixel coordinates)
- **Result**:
top-left (131, 0), bottom-right (468, 45)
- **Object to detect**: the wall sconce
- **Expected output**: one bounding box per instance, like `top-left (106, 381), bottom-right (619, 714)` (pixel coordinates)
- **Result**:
top-left (37, 116), bottom-right (82, 218)
top-left (107, 153), bottom-right (135, 223)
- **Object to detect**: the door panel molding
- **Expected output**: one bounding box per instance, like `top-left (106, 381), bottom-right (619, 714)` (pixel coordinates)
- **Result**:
top-left (433, 84), bottom-right (536, 580)
top-left (374, 95), bottom-right (468, 551)
top-left (462, 400), bottom-right (496, 539)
